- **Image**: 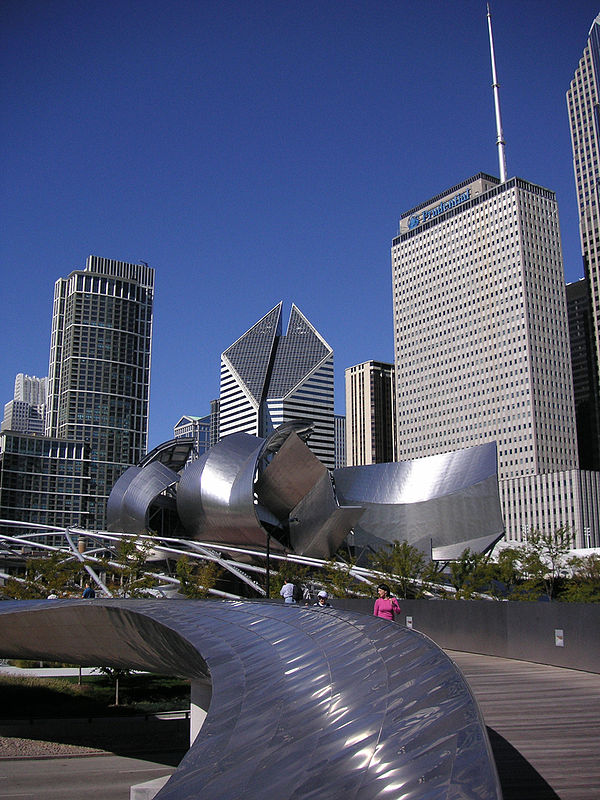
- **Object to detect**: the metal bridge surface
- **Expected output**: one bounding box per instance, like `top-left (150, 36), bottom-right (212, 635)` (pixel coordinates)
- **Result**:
top-left (0, 600), bottom-right (502, 799)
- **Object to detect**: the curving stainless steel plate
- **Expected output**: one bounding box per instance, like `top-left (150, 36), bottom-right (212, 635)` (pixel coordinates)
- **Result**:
top-left (333, 442), bottom-right (504, 555)
top-left (0, 599), bottom-right (502, 800)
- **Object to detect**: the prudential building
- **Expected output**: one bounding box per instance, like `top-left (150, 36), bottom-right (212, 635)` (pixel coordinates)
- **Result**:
top-left (391, 172), bottom-right (600, 547)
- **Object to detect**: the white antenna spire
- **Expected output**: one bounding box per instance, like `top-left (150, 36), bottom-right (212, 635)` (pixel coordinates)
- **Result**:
top-left (487, 3), bottom-right (507, 182)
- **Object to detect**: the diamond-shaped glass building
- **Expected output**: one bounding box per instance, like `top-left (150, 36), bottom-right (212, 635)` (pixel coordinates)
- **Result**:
top-left (219, 303), bottom-right (335, 468)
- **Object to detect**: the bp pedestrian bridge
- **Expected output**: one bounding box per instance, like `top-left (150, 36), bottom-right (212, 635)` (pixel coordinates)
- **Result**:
top-left (0, 598), bottom-right (502, 800)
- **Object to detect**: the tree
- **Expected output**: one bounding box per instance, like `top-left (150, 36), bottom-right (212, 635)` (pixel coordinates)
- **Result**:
top-left (368, 540), bottom-right (425, 599)
top-left (0, 551), bottom-right (84, 599)
top-left (100, 536), bottom-right (159, 598)
top-left (448, 549), bottom-right (494, 599)
top-left (321, 557), bottom-right (361, 598)
top-left (96, 666), bottom-right (132, 705)
top-left (176, 556), bottom-right (222, 599)
top-left (561, 553), bottom-right (600, 602)
top-left (489, 546), bottom-right (524, 598)
top-left (419, 559), bottom-right (450, 597)
top-left (517, 526), bottom-right (574, 602)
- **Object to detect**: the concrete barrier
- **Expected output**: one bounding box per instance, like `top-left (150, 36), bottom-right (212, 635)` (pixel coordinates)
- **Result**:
top-left (130, 775), bottom-right (169, 800)
top-left (333, 598), bottom-right (600, 673)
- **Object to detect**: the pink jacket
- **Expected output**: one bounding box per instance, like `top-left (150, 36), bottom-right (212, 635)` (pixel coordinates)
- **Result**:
top-left (373, 597), bottom-right (401, 621)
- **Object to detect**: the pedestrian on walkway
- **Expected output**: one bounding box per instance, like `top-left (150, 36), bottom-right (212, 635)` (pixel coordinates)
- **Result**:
top-left (373, 584), bottom-right (400, 620)
top-left (280, 580), bottom-right (295, 604)
top-left (313, 590), bottom-right (331, 608)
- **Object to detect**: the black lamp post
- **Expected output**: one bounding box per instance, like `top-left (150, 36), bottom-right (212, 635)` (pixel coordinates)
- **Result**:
top-left (265, 530), bottom-right (271, 598)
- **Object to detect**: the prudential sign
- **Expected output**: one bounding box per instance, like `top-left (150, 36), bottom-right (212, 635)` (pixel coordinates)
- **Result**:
top-left (408, 188), bottom-right (471, 229)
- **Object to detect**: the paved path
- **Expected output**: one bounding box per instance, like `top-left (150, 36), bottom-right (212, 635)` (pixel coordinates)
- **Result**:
top-left (0, 753), bottom-right (176, 800)
top-left (448, 651), bottom-right (600, 800)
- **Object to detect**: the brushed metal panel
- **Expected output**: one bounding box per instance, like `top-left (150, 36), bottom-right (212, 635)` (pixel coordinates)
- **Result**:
top-left (176, 433), bottom-right (269, 547)
top-left (255, 431), bottom-right (327, 519)
top-left (289, 472), bottom-right (365, 558)
top-left (0, 599), bottom-right (502, 800)
top-left (333, 442), bottom-right (498, 504)
top-left (333, 443), bottom-right (504, 555)
top-left (106, 466), bottom-right (141, 531)
top-left (106, 463), bottom-right (179, 535)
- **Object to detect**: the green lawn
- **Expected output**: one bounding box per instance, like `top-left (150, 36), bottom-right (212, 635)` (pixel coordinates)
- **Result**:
top-left (0, 673), bottom-right (191, 718)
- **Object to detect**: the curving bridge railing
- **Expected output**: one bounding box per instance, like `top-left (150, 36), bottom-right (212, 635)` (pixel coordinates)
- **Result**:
top-left (0, 600), bottom-right (502, 799)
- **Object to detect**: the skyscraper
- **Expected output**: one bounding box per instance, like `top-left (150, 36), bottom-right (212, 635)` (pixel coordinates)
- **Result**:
top-left (334, 413), bottom-right (346, 468)
top-left (566, 279), bottom-right (600, 469)
top-left (391, 173), bottom-right (599, 545)
top-left (345, 360), bottom-right (396, 466)
top-left (219, 302), bottom-right (335, 468)
top-left (1, 374), bottom-right (48, 435)
top-left (566, 13), bottom-right (600, 461)
top-left (46, 255), bottom-right (154, 529)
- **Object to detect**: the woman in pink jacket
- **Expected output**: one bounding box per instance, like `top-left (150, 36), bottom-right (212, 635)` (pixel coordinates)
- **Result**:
top-left (373, 584), bottom-right (401, 621)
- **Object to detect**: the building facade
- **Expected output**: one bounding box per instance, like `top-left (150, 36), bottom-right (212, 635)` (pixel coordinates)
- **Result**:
top-left (0, 431), bottom-right (90, 535)
top-left (174, 414), bottom-right (211, 462)
top-left (567, 14), bottom-right (600, 467)
top-left (45, 255), bottom-right (154, 529)
top-left (334, 413), bottom-right (346, 468)
top-left (219, 303), bottom-right (335, 468)
top-left (209, 399), bottom-right (220, 448)
top-left (391, 173), bottom-right (600, 546)
top-left (566, 279), bottom-right (600, 469)
top-left (1, 374), bottom-right (48, 436)
top-left (345, 360), bottom-right (396, 466)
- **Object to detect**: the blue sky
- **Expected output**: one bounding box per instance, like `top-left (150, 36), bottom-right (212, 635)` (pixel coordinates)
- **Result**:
top-left (1, 0), bottom-right (598, 449)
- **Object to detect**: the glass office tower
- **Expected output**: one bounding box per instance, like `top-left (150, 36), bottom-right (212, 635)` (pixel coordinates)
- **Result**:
top-left (46, 255), bottom-right (154, 529)
top-left (0, 431), bottom-right (89, 536)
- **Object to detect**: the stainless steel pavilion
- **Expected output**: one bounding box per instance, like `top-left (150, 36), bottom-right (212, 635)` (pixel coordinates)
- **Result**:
top-left (107, 426), bottom-right (505, 561)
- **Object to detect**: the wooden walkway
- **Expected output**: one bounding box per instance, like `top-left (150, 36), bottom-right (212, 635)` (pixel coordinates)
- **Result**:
top-left (447, 651), bottom-right (600, 800)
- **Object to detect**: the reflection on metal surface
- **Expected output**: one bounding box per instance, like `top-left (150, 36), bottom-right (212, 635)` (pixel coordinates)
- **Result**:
top-left (107, 462), bottom-right (180, 534)
top-left (260, 419), bottom-right (315, 454)
top-left (255, 431), bottom-right (327, 519)
top-left (176, 433), bottom-right (268, 547)
top-left (333, 442), bottom-right (504, 555)
top-left (289, 472), bottom-right (365, 558)
top-left (107, 424), bottom-right (504, 559)
top-left (0, 599), bottom-right (502, 799)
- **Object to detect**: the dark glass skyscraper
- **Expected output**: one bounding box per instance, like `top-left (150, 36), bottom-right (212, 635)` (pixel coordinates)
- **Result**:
top-left (0, 431), bottom-right (89, 535)
top-left (46, 255), bottom-right (154, 529)
top-left (566, 279), bottom-right (600, 469)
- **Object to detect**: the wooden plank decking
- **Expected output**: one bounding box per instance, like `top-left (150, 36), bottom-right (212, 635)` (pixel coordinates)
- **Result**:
top-left (448, 651), bottom-right (600, 800)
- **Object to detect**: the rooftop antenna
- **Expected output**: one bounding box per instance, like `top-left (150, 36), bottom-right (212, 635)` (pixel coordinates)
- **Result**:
top-left (487, 3), bottom-right (507, 183)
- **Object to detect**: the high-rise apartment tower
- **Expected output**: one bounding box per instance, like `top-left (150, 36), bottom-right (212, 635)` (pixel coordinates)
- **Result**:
top-left (46, 255), bottom-right (154, 529)
top-left (219, 303), bottom-right (335, 468)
